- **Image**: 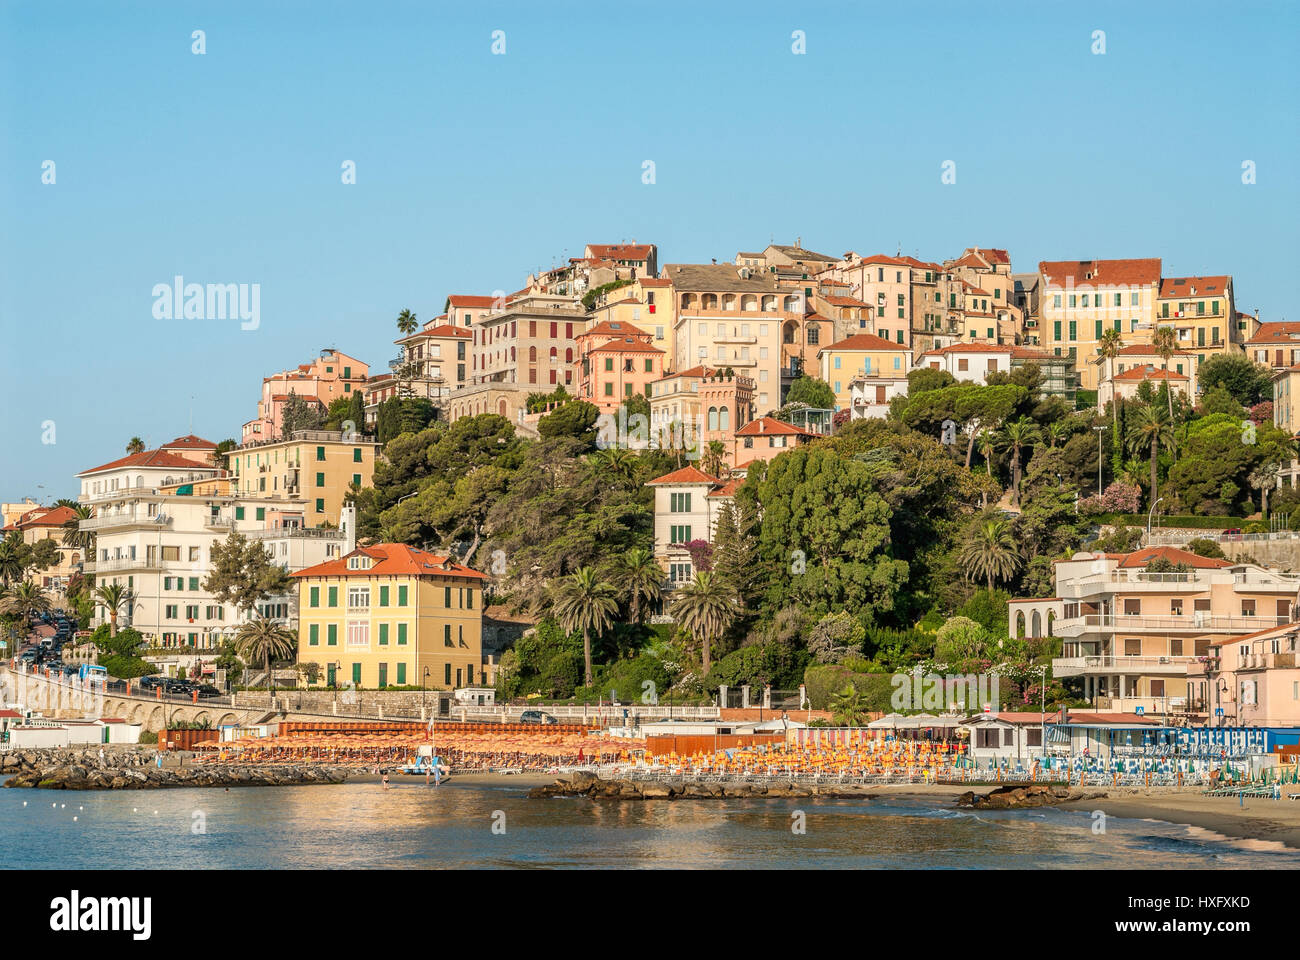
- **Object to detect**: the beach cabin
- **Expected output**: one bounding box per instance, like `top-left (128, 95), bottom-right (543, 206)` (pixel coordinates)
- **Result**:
top-left (1044, 712), bottom-right (1163, 761)
top-left (959, 713), bottom-right (1048, 765)
top-left (866, 713), bottom-right (965, 741)
top-left (0, 709), bottom-right (22, 743)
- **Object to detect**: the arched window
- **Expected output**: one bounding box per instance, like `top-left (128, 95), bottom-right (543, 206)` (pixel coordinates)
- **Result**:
top-left (707, 407), bottom-right (719, 431)
top-left (529, 346), bottom-right (537, 362)
top-left (565, 348), bottom-right (573, 364)
top-left (1030, 611), bottom-right (1042, 638)
top-left (549, 347), bottom-right (558, 362)
top-left (1046, 610), bottom-right (1055, 637)
top-left (719, 407), bottom-right (730, 431)
top-left (1015, 611), bottom-right (1026, 639)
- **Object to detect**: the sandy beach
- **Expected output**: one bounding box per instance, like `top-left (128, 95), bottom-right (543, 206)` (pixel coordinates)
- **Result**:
top-left (1056, 788), bottom-right (1300, 851)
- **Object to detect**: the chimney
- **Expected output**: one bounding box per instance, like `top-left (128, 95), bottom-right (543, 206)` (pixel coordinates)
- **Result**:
top-left (340, 504), bottom-right (356, 554)
top-left (795, 236), bottom-right (802, 249)
top-left (759, 419), bottom-right (765, 433)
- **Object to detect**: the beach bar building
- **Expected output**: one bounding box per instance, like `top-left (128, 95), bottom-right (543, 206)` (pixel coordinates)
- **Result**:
top-left (959, 713), bottom-right (1049, 764)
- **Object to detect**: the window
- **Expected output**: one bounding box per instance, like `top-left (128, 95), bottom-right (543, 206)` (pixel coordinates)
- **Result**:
top-left (353, 448), bottom-right (362, 462)
top-left (1124, 638), bottom-right (1142, 656)
top-left (310, 587), bottom-right (320, 608)
top-left (444, 624), bottom-right (453, 647)
top-left (309, 624), bottom-right (319, 646)
top-left (347, 587), bottom-right (370, 611)
top-left (445, 663), bottom-right (452, 685)
top-left (398, 585), bottom-right (408, 606)
top-left (315, 498), bottom-right (325, 513)
top-left (378, 623), bottom-right (389, 646)
top-left (317, 446), bottom-right (326, 461)
top-left (379, 585), bottom-right (389, 607)
top-left (352, 662), bottom-right (361, 686)
top-left (670, 492), bottom-right (691, 512)
top-left (327, 624), bottom-right (338, 646)
top-left (328, 586), bottom-right (338, 607)
top-left (397, 663), bottom-right (406, 685)
top-left (670, 524), bottom-right (692, 544)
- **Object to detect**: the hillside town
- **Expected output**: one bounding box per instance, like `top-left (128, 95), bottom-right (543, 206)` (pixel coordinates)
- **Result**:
top-left (3, 239), bottom-right (1300, 785)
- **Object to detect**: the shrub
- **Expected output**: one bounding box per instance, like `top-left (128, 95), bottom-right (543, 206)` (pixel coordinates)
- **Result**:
top-left (1078, 482), bottom-right (1142, 516)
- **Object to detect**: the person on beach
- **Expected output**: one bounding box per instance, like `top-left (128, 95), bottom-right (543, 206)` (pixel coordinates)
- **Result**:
top-left (382, 771), bottom-right (389, 789)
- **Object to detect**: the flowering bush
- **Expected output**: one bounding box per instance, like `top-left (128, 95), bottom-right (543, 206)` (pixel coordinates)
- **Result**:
top-left (683, 539), bottom-right (714, 572)
top-left (1078, 481), bottom-right (1142, 516)
top-left (1249, 400), bottom-right (1273, 424)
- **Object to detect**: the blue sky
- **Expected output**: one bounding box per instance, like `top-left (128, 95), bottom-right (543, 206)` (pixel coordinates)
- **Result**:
top-left (2, 0), bottom-right (1297, 499)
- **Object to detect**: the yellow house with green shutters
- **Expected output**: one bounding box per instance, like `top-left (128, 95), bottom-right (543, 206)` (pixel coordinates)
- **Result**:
top-left (817, 333), bottom-right (912, 411)
top-left (292, 543), bottom-right (488, 690)
top-left (230, 430), bottom-right (380, 527)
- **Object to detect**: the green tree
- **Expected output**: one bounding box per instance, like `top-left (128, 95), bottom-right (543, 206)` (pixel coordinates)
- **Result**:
top-left (1126, 403), bottom-right (1177, 505)
top-left (552, 566), bottom-right (619, 685)
top-left (0, 580), bottom-right (51, 627)
top-left (233, 617), bottom-right (297, 702)
top-left (396, 308), bottom-right (418, 337)
top-left (957, 515), bottom-right (1021, 594)
top-left (615, 547), bottom-right (663, 626)
top-left (92, 582), bottom-right (135, 637)
top-left (125, 437), bottom-right (145, 455)
top-left (671, 570), bottom-right (735, 674)
top-left (997, 417), bottom-right (1040, 507)
top-left (1197, 353), bottom-right (1273, 407)
top-left (784, 376), bottom-right (836, 409)
top-left (1151, 325), bottom-right (1179, 420)
top-left (202, 532), bottom-right (293, 617)
top-left (829, 683), bottom-right (870, 726)
top-left (701, 440), bottom-right (728, 478)
top-left (538, 400), bottom-right (601, 448)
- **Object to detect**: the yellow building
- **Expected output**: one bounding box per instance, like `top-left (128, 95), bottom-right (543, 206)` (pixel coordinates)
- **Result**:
top-left (817, 333), bottom-right (911, 411)
top-left (230, 430), bottom-right (380, 526)
top-left (293, 543), bottom-right (488, 690)
top-left (1155, 275), bottom-right (1238, 367)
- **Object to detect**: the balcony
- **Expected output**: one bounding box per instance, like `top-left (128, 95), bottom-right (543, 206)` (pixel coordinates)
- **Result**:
top-left (1095, 695), bottom-right (1189, 716)
top-left (81, 513), bottom-right (171, 532)
top-left (83, 558), bottom-right (164, 575)
top-left (1052, 654), bottom-right (1201, 677)
top-left (203, 516), bottom-right (237, 530)
top-left (1055, 613), bottom-right (1290, 636)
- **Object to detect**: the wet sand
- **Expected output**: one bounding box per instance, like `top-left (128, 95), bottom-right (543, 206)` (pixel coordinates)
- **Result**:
top-left (1058, 787), bottom-right (1300, 851)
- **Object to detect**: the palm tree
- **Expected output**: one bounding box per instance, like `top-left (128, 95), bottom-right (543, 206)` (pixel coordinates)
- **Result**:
top-left (552, 566), bottom-right (619, 685)
top-left (125, 437), bottom-right (145, 455)
top-left (591, 447), bottom-right (638, 489)
top-left (1126, 403), bottom-right (1177, 505)
top-left (396, 308), bottom-right (418, 337)
top-left (958, 515), bottom-right (1022, 593)
top-left (1151, 325), bottom-right (1179, 420)
top-left (616, 548), bottom-right (664, 626)
top-left (233, 617), bottom-right (297, 703)
top-left (829, 683), bottom-right (870, 726)
top-left (1098, 327), bottom-right (1124, 436)
top-left (997, 417), bottom-right (1040, 507)
top-left (1250, 462), bottom-right (1282, 518)
top-left (92, 582), bottom-right (135, 637)
top-left (0, 580), bottom-right (51, 627)
top-left (671, 570), bottom-right (734, 674)
top-left (0, 533), bottom-right (26, 586)
top-left (1045, 419), bottom-right (1073, 449)
top-left (701, 440), bottom-right (728, 479)
top-left (61, 503), bottom-right (93, 553)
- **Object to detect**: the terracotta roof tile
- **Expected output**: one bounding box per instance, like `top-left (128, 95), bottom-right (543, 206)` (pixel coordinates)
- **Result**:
top-left (291, 544), bottom-right (488, 580)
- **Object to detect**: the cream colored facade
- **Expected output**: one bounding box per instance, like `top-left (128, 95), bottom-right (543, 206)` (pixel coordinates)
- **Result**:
top-left (471, 291), bottom-right (588, 390)
top-left (294, 545), bottom-right (487, 690)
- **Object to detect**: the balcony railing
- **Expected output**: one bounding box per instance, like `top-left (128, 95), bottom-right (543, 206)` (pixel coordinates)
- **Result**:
top-left (1056, 613), bottom-right (1290, 633)
top-left (1053, 654), bottom-right (1201, 675)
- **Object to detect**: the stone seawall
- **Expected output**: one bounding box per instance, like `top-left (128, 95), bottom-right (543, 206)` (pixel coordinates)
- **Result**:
top-left (0, 747), bottom-right (348, 790)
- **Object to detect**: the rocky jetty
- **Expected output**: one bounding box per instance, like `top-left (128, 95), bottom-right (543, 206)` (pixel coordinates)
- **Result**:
top-left (955, 783), bottom-right (1078, 809)
top-left (528, 772), bottom-right (876, 800)
top-left (1, 747), bottom-right (349, 790)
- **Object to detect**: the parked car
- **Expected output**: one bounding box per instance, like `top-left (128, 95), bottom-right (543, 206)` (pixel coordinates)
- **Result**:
top-left (137, 675), bottom-right (165, 691)
top-left (193, 684), bottom-right (221, 698)
top-left (1222, 528), bottom-right (1244, 540)
top-left (519, 710), bottom-right (558, 725)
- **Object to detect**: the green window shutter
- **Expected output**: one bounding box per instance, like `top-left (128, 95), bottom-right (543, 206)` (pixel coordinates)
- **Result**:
top-left (379, 623), bottom-right (389, 645)
top-left (189, 577), bottom-right (198, 590)
top-left (397, 663), bottom-right (406, 685)
top-left (444, 586), bottom-right (451, 606)
top-left (379, 586), bottom-right (389, 607)
top-left (317, 446), bottom-right (326, 461)
top-left (235, 507), bottom-right (245, 520)
top-left (466, 589), bottom-right (474, 610)
top-left (398, 585), bottom-right (408, 606)
top-left (309, 624), bottom-right (319, 646)
top-left (1053, 321), bottom-right (1061, 340)
top-left (327, 624), bottom-right (337, 646)
top-left (444, 624), bottom-right (451, 646)
top-left (343, 366), bottom-right (351, 379)
top-left (352, 474), bottom-right (361, 487)
top-left (256, 507), bottom-right (265, 521)
top-left (1095, 320), bottom-right (1102, 339)
top-left (352, 663), bottom-right (361, 685)
top-left (604, 357), bottom-right (613, 371)
top-left (353, 448), bottom-right (362, 463)
top-left (328, 586), bottom-right (338, 607)
top-left (310, 587), bottom-right (319, 608)
top-left (316, 499), bottom-right (325, 513)
top-left (1068, 321), bottom-right (1077, 341)
top-left (316, 472), bottom-right (325, 486)
top-left (397, 623), bottom-right (408, 645)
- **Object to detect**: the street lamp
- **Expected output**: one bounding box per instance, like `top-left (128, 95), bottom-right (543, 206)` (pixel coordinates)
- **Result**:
top-left (1146, 497), bottom-right (1164, 540)
top-left (422, 667), bottom-right (431, 715)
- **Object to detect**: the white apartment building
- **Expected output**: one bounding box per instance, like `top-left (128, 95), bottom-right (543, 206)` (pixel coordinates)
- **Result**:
top-left (78, 450), bottom-right (346, 651)
top-left (646, 466), bottom-right (739, 588)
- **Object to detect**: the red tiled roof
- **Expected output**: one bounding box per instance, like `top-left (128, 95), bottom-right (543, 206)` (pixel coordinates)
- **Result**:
top-left (580, 320), bottom-right (650, 339)
top-left (734, 417), bottom-right (816, 438)
top-left (1113, 344), bottom-right (1194, 356)
top-left (706, 478), bottom-right (743, 498)
top-left (79, 449), bottom-right (217, 477)
top-left (1061, 712), bottom-right (1161, 726)
top-left (1115, 546), bottom-right (1232, 569)
top-left (418, 323), bottom-right (472, 339)
top-left (161, 435), bottom-right (217, 450)
top-left (638, 277), bottom-right (672, 287)
top-left (918, 343), bottom-right (1012, 357)
top-left (854, 253), bottom-right (911, 267)
top-left (823, 295), bottom-right (870, 308)
top-left (588, 338), bottom-right (664, 355)
top-left (291, 544), bottom-right (489, 580)
top-left (1038, 258), bottom-right (1162, 287)
top-left (447, 295), bottom-right (500, 309)
top-left (822, 333), bottom-right (901, 353)
top-left (587, 244), bottom-right (653, 261)
top-left (1158, 276), bottom-right (1230, 298)
top-left (647, 466), bottom-right (720, 486)
top-left (1245, 322), bottom-right (1300, 346)
top-left (9, 505), bottom-right (78, 529)
top-left (1112, 366), bottom-right (1189, 382)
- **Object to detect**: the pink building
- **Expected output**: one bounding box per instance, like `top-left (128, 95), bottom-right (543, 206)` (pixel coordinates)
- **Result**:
top-left (732, 416), bottom-right (817, 466)
top-left (242, 349), bottom-right (369, 443)
top-left (573, 320), bottom-right (665, 414)
top-left (1194, 620), bottom-right (1300, 728)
